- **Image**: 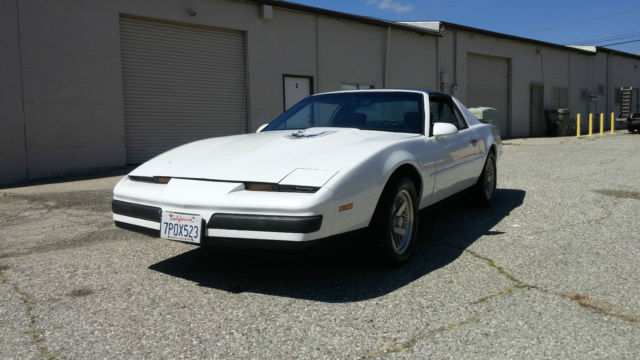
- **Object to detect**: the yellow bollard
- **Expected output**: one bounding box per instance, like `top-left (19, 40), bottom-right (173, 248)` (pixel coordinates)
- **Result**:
top-left (589, 113), bottom-right (593, 136)
top-left (577, 113), bottom-right (581, 137)
top-left (611, 112), bottom-right (615, 134)
top-left (600, 113), bottom-right (604, 135)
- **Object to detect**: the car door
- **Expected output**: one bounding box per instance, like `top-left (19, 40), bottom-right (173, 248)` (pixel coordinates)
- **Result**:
top-left (429, 95), bottom-right (481, 202)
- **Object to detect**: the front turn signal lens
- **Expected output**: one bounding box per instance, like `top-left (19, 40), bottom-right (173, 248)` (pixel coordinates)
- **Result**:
top-left (154, 177), bottom-right (172, 184)
top-left (245, 183), bottom-right (279, 191)
top-left (129, 176), bottom-right (172, 184)
top-left (244, 183), bottom-right (319, 193)
top-left (338, 203), bottom-right (353, 212)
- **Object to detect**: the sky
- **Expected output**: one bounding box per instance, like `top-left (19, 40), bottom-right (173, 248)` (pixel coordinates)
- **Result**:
top-left (287, 0), bottom-right (640, 55)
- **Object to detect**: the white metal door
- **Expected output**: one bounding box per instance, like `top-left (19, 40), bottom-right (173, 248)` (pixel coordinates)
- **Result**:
top-left (431, 128), bottom-right (477, 202)
top-left (120, 17), bottom-right (247, 164)
top-left (284, 76), bottom-right (311, 110)
top-left (467, 54), bottom-right (510, 138)
top-left (429, 96), bottom-right (481, 202)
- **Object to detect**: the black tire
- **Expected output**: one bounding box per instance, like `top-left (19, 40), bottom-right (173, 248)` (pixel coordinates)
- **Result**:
top-left (474, 151), bottom-right (497, 207)
top-left (370, 177), bottom-right (419, 266)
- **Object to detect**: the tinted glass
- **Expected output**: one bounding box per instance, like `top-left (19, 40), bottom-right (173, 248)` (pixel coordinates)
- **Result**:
top-left (429, 97), bottom-right (468, 132)
top-left (264, 92), bottom-right (424, 134)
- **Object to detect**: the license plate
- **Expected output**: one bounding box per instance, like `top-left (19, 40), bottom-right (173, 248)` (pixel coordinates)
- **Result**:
top-left (160, 212), bottom-right (203, 244)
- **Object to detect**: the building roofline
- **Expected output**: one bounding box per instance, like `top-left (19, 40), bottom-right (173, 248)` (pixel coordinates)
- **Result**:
top-left (243, 0), bottom-right (442, 37)
top-left (244, 2), bottom-right (639, 60)
top-left (412, 21), bottom-right (640, 60)
top-left (407, 21), bottom-right (596, 55)
top-left (596, 46), bottom-right (640, 61)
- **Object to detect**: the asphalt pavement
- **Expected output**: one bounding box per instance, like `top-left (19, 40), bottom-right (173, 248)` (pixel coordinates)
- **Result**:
top-left (1, 132), bottom-right (639, 359)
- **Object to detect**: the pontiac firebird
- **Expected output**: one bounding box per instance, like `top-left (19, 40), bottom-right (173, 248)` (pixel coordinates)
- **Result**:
top-left (112, 90), bottom-right (501, 265)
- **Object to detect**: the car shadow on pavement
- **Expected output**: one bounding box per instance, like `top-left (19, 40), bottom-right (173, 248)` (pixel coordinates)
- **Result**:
top-left (149, 188), bottom-right (525, 302)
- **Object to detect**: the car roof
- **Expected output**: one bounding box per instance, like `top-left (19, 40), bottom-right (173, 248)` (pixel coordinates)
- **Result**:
top-left (313, 89), bottom-right (451, 97)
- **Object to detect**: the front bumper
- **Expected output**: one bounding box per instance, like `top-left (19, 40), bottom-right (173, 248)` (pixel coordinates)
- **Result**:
top-left (209, 213), bottom-right (322, 233)
top-left (113, 200), bottom-right (322, 233)
top-left (112, 177), bottom-right (334, 242)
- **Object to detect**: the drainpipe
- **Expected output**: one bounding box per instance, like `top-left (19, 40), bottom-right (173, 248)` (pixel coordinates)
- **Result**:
top-left (384, 26), bottom-right (390, 88)
top-left (16, 0), bottom-right (28, 181)
top-left (452, 29), bottom-right (458, 96)
top-left (605, 52), bottom-right (610, 116)
top-left (315, 15), bottom-right (319, 92)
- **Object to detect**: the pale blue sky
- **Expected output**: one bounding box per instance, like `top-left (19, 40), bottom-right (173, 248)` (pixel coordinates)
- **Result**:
top-left (288, 0), bottom-right (640, 55)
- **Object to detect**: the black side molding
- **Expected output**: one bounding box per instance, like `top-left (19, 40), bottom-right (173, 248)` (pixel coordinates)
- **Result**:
top-left (112, 200), bottom-right (162, 222)
top-left (209, 214), bottom-right (322, 233)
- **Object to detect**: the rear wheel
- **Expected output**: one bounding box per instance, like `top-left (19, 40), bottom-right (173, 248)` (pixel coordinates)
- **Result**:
top-left (370, 177), bottom-right (419, 266)
top-left (474, 151), bottom-right (497, 207)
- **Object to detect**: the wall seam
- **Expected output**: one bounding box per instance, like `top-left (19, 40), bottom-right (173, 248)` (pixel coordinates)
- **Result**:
top-left (435, 35), bottom-right (439, 90)
top-left (16, 0), bottom-right (28, 181)
top-left (241, 20), bottom-right (250, 133)
top-left (315, 15), bottom-right (319, 92)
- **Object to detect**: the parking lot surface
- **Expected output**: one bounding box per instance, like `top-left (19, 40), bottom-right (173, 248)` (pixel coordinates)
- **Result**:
top-left (1, 132), bottom-right (639, 359)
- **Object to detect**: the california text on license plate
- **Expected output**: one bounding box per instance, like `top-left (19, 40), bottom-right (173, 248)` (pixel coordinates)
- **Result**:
top-left (161, 212), bottom-right (203, 244)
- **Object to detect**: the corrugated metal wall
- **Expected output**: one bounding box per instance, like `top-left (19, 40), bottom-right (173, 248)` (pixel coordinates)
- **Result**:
top-left (467, 53), bottom-right (510, 137)
top-left (119, 17), bottom-right (247, 164)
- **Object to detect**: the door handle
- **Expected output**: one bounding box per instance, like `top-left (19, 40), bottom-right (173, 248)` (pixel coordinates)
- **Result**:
top-left (470, 139), bottom-right (478, 146)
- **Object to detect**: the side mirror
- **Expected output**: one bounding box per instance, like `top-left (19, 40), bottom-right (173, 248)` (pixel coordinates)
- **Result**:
top-left (432, 122), bottom-right (458, 139)
top-left (256, 124), bottom-right (269, 133)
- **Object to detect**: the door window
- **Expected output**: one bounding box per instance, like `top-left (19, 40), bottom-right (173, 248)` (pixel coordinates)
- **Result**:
top-left (429, 97), bottom-right (468, 135)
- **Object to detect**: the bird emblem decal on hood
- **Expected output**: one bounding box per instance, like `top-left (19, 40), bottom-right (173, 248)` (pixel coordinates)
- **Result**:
top-left (286, 129), bottom-right (337, 139)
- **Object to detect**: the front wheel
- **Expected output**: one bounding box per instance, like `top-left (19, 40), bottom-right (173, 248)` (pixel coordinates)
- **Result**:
top-left (370, 177), bottom-right (419, 266)
top-left (474, 151), bottom-right (497, 207)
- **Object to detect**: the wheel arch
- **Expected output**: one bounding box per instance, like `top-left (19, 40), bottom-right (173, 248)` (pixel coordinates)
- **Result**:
top-left (488, 143), bottom-right (497, 157)
top-left (368, 162), bottom-right (423, 227)
top-left (386, 163), bottom-right (423, 201)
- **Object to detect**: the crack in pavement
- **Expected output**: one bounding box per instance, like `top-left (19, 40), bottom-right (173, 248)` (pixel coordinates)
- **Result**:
top-left (0, 268), bottom-right (59, 360)
top-left (470, 284), bottom-right (534, 305)
top-left (594, 189), bottom-right (640, 201)
top-left (447, 244), bottom-right (638, 325)
top-left (363, 316), bottom-right (475, 359)
top-left (360, 234), bottom-right (638, 358)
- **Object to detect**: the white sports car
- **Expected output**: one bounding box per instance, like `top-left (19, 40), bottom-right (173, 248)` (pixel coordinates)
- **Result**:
top-left (112, 90), bottom-right (501, 265)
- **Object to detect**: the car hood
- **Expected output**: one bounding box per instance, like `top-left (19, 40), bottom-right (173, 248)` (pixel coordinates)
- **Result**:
top-left (130, 128), bottom-right (419, 186)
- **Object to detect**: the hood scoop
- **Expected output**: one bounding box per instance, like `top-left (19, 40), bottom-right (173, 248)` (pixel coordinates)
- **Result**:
top-left (286, 129), bottom-right (337, 139)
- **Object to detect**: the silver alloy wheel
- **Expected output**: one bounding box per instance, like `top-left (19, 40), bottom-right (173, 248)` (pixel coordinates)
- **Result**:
top-left (484, 156), bottom-right (495, 200)
top-left (389, 189), bottom-right (414, 254)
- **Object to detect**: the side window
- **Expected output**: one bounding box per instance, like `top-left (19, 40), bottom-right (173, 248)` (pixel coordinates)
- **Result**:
top-left (429, 97), bottom-right (468, 132)
top-left (429, 101), bottom-right (440, 123)
top-left (439, 101), bottom-right (457, 126)
top-left (452, 104), bottom-right (469, 130)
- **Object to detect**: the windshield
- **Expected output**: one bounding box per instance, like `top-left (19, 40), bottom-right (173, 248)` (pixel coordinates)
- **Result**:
top-left (264, 92), bottom-right (424, 134)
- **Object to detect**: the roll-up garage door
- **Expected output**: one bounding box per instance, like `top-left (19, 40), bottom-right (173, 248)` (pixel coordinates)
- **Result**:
top-left (467, 53), bottom-right (510, 138)
top-left (120, 17), bottom-right (247, 164)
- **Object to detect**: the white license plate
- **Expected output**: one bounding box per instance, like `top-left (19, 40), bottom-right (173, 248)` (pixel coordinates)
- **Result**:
top-left (160, 212), bottom-right (203, 244)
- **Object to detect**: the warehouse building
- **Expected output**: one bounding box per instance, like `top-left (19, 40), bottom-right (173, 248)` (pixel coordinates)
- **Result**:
top-left (2, 0), bottom-right (640, 186)
top-left (405, 21), bottom-right (640, 138)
